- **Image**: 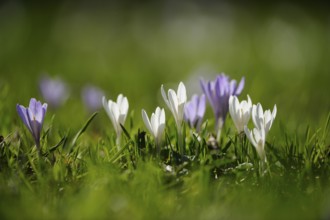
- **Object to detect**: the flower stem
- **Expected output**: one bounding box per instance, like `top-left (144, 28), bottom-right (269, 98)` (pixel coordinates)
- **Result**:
top-left (215, 117), bottom-right (224, 143)
top-left (155, 138), bottom-right (161, 155)
top-left (35, 140), bottom-right (42, 157)
top-left (178, 126), bottom-right (184, 156)
top-left (116, 134), bottom-right (121, 151)
top-left (259, 157), bottom-right (271, 177)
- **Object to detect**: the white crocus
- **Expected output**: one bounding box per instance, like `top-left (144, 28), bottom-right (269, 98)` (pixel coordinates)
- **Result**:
top-left (244, 126), bottom-right (266, 162)
top-left (141, 107), bottom-right (166, 149)
top-left (161, 82), bottom-right (187, 130)
top-left (252, 103), bottom-right (277, 135)
top-left (244, 103), bottom-right (277, 163)
top-left (229, 95), bottom-right (252, 133)
top-left (102, 94), bottom-right (129, 148)
top-left (161, 82), bottom-right (187, 154)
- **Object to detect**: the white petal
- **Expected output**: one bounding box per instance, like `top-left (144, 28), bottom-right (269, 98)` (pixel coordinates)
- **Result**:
top-left (247, 95), bottom-right (252, 107)
top-left (102, 96), bottom-right (108, 110)
top-left (117, 94), bottom-right (123, 104)
top-left (177, 82), bottom-right (187, 104)
top-left (264, 110), bottom-right (272, 134)
top-left (272, 104), bottom-right (277, 120)
top-left (251, 105), bottom-right (258, 128)
top-left (157, 123), bottom-right (165, 140)
top-left (233, 97), bottom-right (241, 131)
top-left (142, 109), bottom-right (153, 135)
top-left (255, 103), bottom-right (264, 130)
top-left (168, 90), bottom-right (179, 121)
top-left (160, 108), bottom-right (165, 125)
top-left (161, 85), bottom-right (170, 108)
top-left (155, 107), bottom-right (161, 116)
top-left (110, 103), bottom-right (120, 134)
top-left (228, 96), bottom-right (234, 116)
top-left (151, 112), bottom-right (158, 137)
top-left (102, 97), bottom-right (114, 124)
top-left (229, 97), bottom-right (236, 127)
top-left (253, 128), bottom-right (262, 143)
top-left (244, 126), bottom-right (257, 148)
top-left (157, 108), bottom-right (166, 139)
top-left (120, 96), bottom-right (129, 115)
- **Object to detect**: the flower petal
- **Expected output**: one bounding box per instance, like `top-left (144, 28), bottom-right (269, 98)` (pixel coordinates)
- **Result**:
top-left (235, 77), bottom-right (245, 95)
top-left (161, 85), bottom-right (170, 109)
top-left (197, 94), bottom-right (206, 118)
top-left (142, 109), bottom-right (153, 136)
top-left (177, 82), bottom-right (187, 104)
top-left (168, 90), bottom-right (179, 121)
top-left (16, 104), bottom-right (32, 133)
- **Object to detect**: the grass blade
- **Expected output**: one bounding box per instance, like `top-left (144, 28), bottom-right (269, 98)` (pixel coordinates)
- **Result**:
top-left (70, 112), bottom-right (98, 148)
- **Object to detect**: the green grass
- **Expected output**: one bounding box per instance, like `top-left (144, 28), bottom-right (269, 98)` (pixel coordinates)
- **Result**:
top-left (0, 3), bottom-right (330, 220)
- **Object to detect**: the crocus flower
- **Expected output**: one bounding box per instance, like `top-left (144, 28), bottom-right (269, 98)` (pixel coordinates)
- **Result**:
top-left (184, 94), bottom-right (206, 132)
top-left (102, 94), bottom-right (129, 148)
top-left (161, 82), bottom-right (187, 130)
top-left (229, 95), bottom-right (252, 133)
top-left (39, 75), bottom-right (69, 108)
top-left (16, 98), bottom-right (47, 150)
top-left (161, 82), bottom-right (187, 154)
top-left (244, 103), bottom-right (277, 162)
top-left (200, 73), bottom-right (244, 136)
top-left (141, 107), bottom-right (165, 148)
top-left (251, 103), bottom-right (277, 135)
top-left (81, 85), bottom-right (104, 112)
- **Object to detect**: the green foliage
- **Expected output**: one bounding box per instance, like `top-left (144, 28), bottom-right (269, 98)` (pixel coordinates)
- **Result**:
top-left (1, 99), bottom-right (330, 219)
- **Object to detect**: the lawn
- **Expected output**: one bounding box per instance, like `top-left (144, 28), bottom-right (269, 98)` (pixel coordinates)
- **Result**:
top-left (0, 2), bottom-right (329, 219)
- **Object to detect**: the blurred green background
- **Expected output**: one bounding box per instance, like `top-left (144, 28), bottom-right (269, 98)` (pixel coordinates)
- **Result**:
top-left (0, 1), bottom-right (329, 131)
top-left (0, 2), bottom-right (330, 220)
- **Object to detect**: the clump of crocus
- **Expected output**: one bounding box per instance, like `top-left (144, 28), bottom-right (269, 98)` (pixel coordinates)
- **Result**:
top-left (184, 94), bottom-right (206, 133)
top-left (81, 85), bottom-right (104, 112)
top-left (39, 75), bottom-right (69, 109)
top-left (16, 98), bottom-right (47, 152)
top-left (229, 95), bottom-right (252, 134)
top-left (141, 107), bottom-right (166, 151)
top-left (244, 103), bottom-right (277, 163)
top-left (200, 73), bottom-right (244, 141)
top-left (161, 82), bottom-right (187, 154)
top-left (102, 94), bottom-right (129, 149)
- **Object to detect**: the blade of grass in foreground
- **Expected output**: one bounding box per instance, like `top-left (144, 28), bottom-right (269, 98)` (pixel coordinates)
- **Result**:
top-left (70, 112), bottom-right (98, 150)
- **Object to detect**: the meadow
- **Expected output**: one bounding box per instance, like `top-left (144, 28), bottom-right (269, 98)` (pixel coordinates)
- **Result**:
top-left (0, 2), bottom-right (330, 219)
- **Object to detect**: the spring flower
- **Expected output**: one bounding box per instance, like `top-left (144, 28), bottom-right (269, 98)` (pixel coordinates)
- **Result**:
top-left (39, 75), bottom-right (69, 108)
top-left (251, 103), bottom-right (277, 135)
top-left (102, 94), bottom-right (129, 148)
top-left (184, 94), bottom-right (206, 132)
top-left (81, 85), bottom-right (104, 112)
top-left (141, 107), bottom-right (166, 149)
top-left (161, 82), bottom-right (187, 130)
top-left (244, 103), bottom-right (277, 162)
top-left (200, 73), bottom-right (244, 138)
top-left (229, 95), bottom-right (252, 133)
top-left (16, 98), bottom-right (47, 150)
top-left (161, 82), bottom-right (187, 154)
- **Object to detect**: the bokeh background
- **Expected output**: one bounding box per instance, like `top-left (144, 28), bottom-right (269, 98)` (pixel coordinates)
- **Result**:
top-left (0, 1), bottom-right (329, 133)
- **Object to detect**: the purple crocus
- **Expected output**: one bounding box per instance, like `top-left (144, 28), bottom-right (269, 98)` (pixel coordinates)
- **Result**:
top-left (16, 98), bottom-right (47, 150)
top-left (184, 94), bottom-right (206, 132)
top-left (81, 85), bottom-right (104, 112)
top-left (200, 73), bottom-right (244, 138)
top-left (39, 75), bottom-right (69, 108)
